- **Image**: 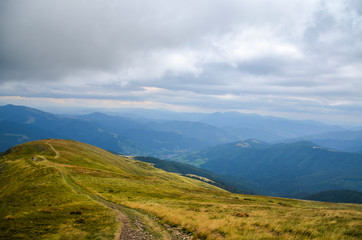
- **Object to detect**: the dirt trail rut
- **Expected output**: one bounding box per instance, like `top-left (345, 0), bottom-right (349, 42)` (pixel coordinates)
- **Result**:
top-left (46, 139), bottom-right (60, 158)
top-left (43, 141), bottom-right (190, 239)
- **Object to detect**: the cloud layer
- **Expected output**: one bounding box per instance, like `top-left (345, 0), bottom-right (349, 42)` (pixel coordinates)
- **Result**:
top-left (0, 0), bottom-right (361, 124)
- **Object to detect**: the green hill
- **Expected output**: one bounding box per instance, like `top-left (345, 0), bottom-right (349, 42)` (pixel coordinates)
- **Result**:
top-left (134, 156), bottom-right (255, 194)
top-left (173, 140), bottom-right (362, 198)
top-left (1, 139), bottom-right (361, 239)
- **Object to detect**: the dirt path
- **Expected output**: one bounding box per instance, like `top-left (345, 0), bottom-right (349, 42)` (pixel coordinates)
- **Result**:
top-left (46, 139), bottom-right (60, 159)
top-left (94, 196), bottom-right (155, 240)
top-left (52, 165), bottom-right (152, 239)
top-left (42, 141), bottom-right (171, 240)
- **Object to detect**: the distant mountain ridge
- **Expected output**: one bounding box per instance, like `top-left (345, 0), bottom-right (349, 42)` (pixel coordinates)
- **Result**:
top-left (284, 130), bottom-right (362, 153)
top-left (1, 104), bottom-right (361, 159)
top-left (172, 140), bottom-right (362, 198)
top-left (0, 120), bottom-right (60, 151)
top-left (195, 111), bottom-right (345, 142)
top-left (0, 105), bottom-right (211, 157)
top-left (112, 109), bottom-right (347, 142)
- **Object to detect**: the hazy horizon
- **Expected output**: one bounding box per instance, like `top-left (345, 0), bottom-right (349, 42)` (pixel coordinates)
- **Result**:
top-left (2, 103), bottom-right (362, 128)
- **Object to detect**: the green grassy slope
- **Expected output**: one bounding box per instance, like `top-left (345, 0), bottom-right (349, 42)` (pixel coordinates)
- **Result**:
top-left (1, 139), bottom-right (362, 239)
top-left (0, 139), bottom-right (223, 239)
top-left (0, 140), bottom-right (119, 239)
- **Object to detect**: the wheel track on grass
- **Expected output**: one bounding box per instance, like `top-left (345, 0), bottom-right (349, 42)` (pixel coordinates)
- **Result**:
top-left (42, 141), bottom-right (154, 239)
top-left (42, 141), bottom-right (191, 240)
top-left (46, 139), bottom-right (60, 159)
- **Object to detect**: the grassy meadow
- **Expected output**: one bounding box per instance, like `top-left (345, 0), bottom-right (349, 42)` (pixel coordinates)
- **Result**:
top-left (0, 139), bottom-right (361, 239)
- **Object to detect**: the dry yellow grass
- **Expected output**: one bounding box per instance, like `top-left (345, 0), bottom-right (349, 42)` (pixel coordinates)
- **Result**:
top-left (1, 139), bottom-right (361, 239)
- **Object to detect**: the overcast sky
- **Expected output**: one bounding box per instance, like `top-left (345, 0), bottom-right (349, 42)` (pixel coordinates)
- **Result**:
top-left (0, 0), bottom-right (361, 124)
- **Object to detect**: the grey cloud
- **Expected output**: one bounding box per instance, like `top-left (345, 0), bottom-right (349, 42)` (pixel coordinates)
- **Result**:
top-left (0, 0), bottom-right (239, 81)
top-left (236, 57), bottom-right (292, 76)
top-left (347, 0), bottom-right (362, 14)
top-left (0, 0), bottom-right (361, 124)
top-left (0, 0), bottom-right (321, 82)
